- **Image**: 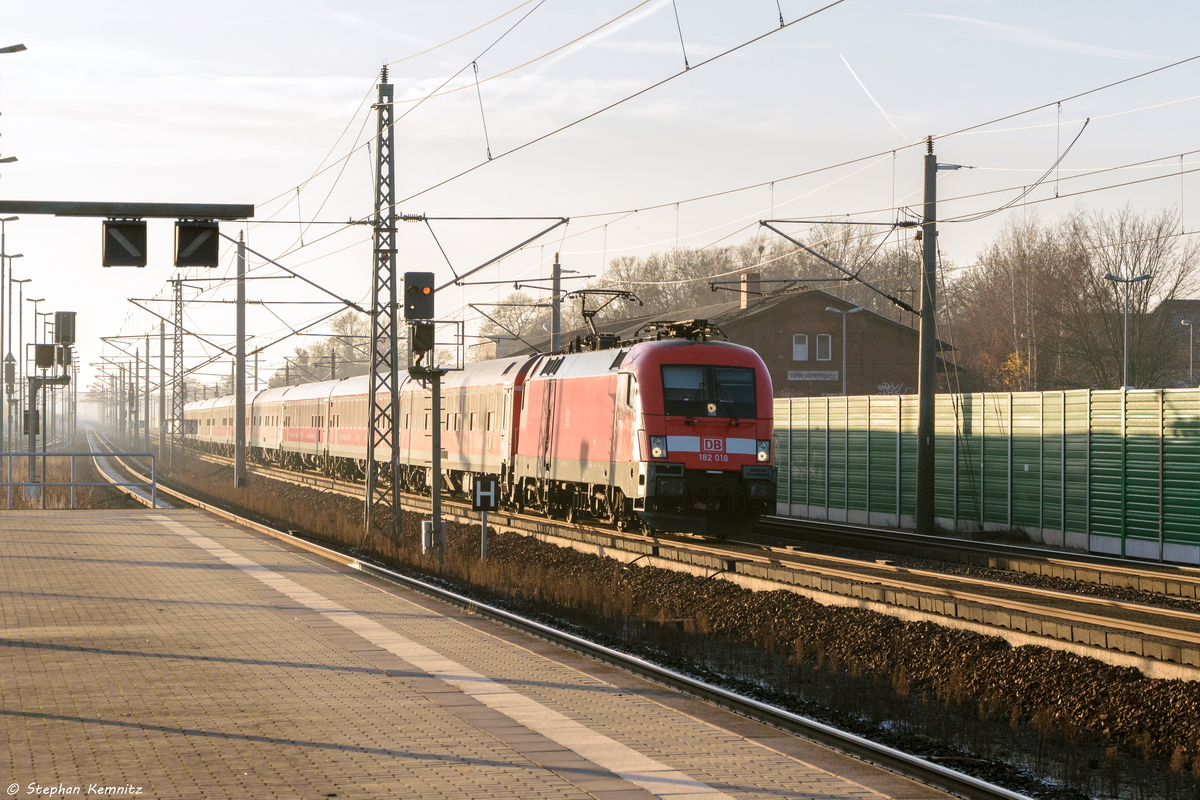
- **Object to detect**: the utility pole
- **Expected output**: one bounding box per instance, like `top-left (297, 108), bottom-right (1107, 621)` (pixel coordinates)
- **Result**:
top-left (235, 232), bottom-right (247, 488)
top-left (551, 253), bottom-right (561, 353)
top-left (171, 279), bottom-right (184, 465)
top-left (118, 363), bottom-right (127, 439)
top-left (0, 215), bottom-right (18, 452)
top-left (915, 137), bottom-right (938, 537)
top-left (130, 355), bottom-right (138, 442)
top-left (158, 321), bottom-right (165, 462)
top-left (364, 66), bottom-right (402, 543)
top-left (144, 334), bottom-right (150, 453)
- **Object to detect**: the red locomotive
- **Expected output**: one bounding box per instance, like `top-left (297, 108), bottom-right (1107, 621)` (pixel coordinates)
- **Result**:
top-left (184, 320), bottom-right (776, 537)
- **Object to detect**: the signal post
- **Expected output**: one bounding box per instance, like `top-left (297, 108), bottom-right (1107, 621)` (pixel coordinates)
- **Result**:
top-left (404, 272), bottom-right (447, 556)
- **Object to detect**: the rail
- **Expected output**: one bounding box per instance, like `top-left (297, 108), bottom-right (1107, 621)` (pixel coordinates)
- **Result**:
top-left (0, 451), bottom-right (158, 509)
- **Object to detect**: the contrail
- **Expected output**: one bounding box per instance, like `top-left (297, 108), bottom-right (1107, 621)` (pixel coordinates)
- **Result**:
top-left (840, 54), bottom-right (908, 142)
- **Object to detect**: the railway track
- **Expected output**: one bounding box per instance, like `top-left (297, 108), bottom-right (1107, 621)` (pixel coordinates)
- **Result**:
top-left (86, 432), bottom-right (1028, 800)
top-left (757, 515), bottom-right (1200, 602)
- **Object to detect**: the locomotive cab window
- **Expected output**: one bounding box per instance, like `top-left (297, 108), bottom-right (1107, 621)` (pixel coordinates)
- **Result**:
top-left (661, 365), bottom-right (756, 419)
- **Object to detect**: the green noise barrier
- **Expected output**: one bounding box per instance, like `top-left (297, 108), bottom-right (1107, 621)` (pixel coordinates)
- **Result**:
top-left (773, 389), bottom-right (1200, 564)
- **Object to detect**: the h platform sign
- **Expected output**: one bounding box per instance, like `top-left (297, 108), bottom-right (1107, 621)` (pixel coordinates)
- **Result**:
top-left (472, 475), bottom-right (499, 511)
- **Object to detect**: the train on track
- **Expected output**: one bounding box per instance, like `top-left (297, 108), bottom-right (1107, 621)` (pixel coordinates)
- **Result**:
top-left (183, 320), bottom-right (777, 538)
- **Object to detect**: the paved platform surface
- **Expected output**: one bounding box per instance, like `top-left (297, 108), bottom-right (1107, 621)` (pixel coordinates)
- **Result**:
top-left (1, 509), bottom-right (952, 799)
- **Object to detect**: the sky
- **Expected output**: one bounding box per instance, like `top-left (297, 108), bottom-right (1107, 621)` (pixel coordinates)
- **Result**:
top-left (1, 0), bottom-right (1198, 395)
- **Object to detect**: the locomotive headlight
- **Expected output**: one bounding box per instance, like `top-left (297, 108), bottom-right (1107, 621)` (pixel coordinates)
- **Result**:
top-left (756, 440), bottom-right (771, 462)
top-left (650, 436), bottom-right (668, 459)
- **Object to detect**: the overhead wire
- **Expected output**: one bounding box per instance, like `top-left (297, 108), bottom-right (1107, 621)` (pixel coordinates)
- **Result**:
top-left (123, 21), bottom-right (1200, 377)
top-left (560, 66), bottom-right (1200, 225)
top-left (240, 12), bottom-right (1200, 290)
top-left (946, 118), bottom-right (1091, 224)
top-left (396, 0), bottom-right (850, 205)
top-left (386, 0), bottom-right (542, 65)
top-left (386, 0), bottom-right (655, 107)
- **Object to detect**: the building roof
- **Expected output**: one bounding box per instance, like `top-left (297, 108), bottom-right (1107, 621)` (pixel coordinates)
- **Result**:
top-left (519, 287), bottom-right (953, 354)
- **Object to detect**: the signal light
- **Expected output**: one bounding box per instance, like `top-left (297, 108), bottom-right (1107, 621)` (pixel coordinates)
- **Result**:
top-left (55, 311), bottom-right (76, 346)
top-left (404, 272), bottom-right (435, 320)
top-left (34, 344), bottom-right (55, 369)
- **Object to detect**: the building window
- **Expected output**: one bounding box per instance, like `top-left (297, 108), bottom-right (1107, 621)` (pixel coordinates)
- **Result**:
top-left (792, 334), bottom-right (808, 361)
top-left (816, 333), bottom-right (832, 361)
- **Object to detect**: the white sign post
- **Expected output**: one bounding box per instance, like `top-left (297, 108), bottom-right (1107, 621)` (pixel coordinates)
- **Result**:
top-left (472, 475), bottom-right (499, 559)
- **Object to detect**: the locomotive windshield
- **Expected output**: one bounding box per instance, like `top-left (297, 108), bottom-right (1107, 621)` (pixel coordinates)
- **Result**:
top-left (661, 365), bottom-right (757, 418)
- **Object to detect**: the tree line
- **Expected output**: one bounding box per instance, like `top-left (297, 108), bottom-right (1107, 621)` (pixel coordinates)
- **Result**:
top-left (269, 206), bottom-right (1198, 393)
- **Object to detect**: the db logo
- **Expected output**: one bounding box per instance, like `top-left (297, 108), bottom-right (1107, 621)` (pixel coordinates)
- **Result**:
top-left (702, 438), bottom-right (724, 452)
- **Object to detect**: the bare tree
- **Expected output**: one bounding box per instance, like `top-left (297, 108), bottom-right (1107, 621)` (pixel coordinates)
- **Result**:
top-left (473, 291), bottom-right (550, 357)
top-left (944, 207), bottom-right (1198, 390)
top-left (1059, 207), bottom-right (1198, 388)
top-left (266, 309), bottom-right (371, 386)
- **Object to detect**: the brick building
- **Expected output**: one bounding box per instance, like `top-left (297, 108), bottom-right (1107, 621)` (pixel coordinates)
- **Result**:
top-left (503, 275), bottom-right (951, 397)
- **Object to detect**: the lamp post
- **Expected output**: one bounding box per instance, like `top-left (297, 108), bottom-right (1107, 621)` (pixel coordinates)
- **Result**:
top-left (27, 299), bottom-right (42, 344)
top-left (0, 45), bottom-right (25, 448)
top-left (24, 298), bottom-right (43, 466)
top-left (1183, 320), bottom-right (1195, 386)
top-left (1104, 273), bottom-right (1152, 389)
top-left (825, 305), bottom-right (864, 396)
top-left (0, 216), bottom-right (17, 450)
top-left (10, 278), bottom-right (29, 445)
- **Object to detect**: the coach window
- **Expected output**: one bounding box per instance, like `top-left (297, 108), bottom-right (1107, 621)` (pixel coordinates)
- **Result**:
top-left (792, 334), bottom-right (808, 361)
top-left (816, 333), bottom-right (832, 361)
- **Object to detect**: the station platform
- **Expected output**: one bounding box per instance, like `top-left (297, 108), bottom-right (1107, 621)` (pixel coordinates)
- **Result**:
top-left (1, 509), bottom-right (951, 799)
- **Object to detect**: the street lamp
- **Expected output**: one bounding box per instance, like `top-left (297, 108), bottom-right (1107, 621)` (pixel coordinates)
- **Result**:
top-left (24, 298), bottom-right (43, 461)
top-left (0, 215), bottom-right (17, 450)
top-left (825, 305), bottom-right (864, 396)
top-left (1183, 320), bottom-right (1195, 386)
top-left (10, 278), bottom-right (29, 444)
top-left (1104, 273), bottom-right (1151, 389)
